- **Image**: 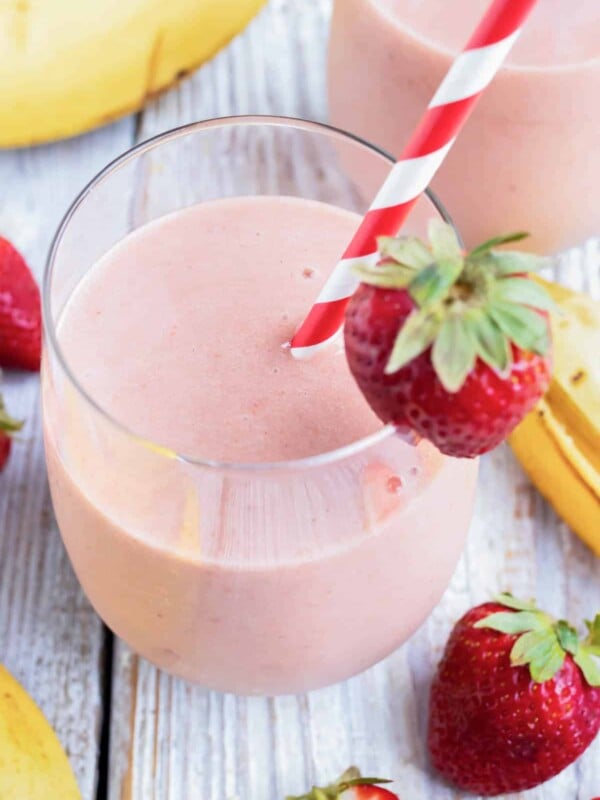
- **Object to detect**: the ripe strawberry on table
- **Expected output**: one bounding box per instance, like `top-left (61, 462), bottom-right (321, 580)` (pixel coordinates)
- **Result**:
top-left (286, 767), bottom-right (398, 799)
top-left (0, 392), bottom-right (23, 471)
top-left (344, 222), bottom-right (553, 457)
top-left (0, 236), bottom-right (42, 371)
top-left (428, 593), bottom-right (600, 795)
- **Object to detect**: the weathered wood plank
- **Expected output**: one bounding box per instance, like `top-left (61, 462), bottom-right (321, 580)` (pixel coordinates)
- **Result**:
top-left (94, 1), bottom-right (600, 798)
top-left (0, 118), bottom-right (135, 798)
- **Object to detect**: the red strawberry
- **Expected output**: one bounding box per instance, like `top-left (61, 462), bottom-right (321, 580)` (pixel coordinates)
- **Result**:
top-left (0, 392), bottom-right (23, 471)
top-left (428, 594), bottom-right (600, 795)
top-left (0, 431), bottom-right (11, 471)
top-left (0, 236), bottom-right (41, 371)
top-left (344, 223), bottom-right (552, 457)
top-left (286, 767), bottom-right (398, 799)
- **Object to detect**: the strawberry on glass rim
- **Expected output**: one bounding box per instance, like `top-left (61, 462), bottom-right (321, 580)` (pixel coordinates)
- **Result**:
top-left (286, 767), bottom-right (398, 799)
top-left (344, 221), bottom-right (553, 458)
top-left (428, 593), bottom-right (600, 795)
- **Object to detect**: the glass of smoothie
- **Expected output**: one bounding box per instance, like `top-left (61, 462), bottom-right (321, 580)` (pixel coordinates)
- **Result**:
top-left (42, 117), bottom-right (478, 695)
top-left (329, 0), bottom-right (600, 253)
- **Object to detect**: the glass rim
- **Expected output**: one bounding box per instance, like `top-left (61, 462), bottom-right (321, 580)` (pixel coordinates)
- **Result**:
top-left (367, 0), bottom-right (600, 72)
top-left (43, 114), bottom-right (457, 473)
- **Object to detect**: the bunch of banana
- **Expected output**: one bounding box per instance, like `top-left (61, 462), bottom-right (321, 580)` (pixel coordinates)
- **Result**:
top-left (0, 664), bottom-right (81, 797)
top-left (509, 279), bottom-right (600, 555)
top-left (0, 0), bottom-right (266, 148)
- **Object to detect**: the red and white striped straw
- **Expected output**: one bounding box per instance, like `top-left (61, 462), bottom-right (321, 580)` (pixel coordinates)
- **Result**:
top-left (290, 0), bottom-right (539, 358)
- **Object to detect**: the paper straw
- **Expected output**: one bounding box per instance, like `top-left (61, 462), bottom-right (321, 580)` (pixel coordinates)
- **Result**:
top-left (290, 0), bottom-right (539, 358)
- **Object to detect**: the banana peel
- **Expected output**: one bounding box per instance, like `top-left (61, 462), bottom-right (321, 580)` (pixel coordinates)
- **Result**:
top-left (0, 664), bottom-right (81, 797)
top-left (509, 279), bottom-right (600, 554)
top-left (0, 0), bottom-right (267, 147)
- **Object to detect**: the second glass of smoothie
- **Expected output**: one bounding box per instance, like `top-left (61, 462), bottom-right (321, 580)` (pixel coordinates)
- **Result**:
top-left (42, 118), bottom-right (478, 695)
top-left (329, 0), bottom-right (600, 253)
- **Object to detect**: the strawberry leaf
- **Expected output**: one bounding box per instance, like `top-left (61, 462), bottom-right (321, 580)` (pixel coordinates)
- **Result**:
top-left (585, 615), bottom-right (600, 655)
top-left (533, 647), bottom-right (567, 683)
top-left (0, 395), bottom-right (23, 434)
top-left (475, 610), bottom-right (549, 635)
top-left (428, 219), bottom-right (462, 262)
top-left (492, 277), bottom-right (556, 312)
top-left (469, 231), bottom-right (529, 258)
top-left (465, 310), bottom-right (512, 374)
top-left (336, 768), bottom-right (392, 792)
top-left (353, 261), bottom-right (416, 289)
top-left (482, 250), bottom-right (550, 276)
top-left (385, 308), bottom-right (441, 375)
top-left (432, 315), bottom-right (476, 392)
top-left (338, 768), bottom-right (361, 783)
top-left (510, 628), bottom-right (555, 663)
top-left (409, 258), bottom-right (463, 307)
top-left (555, 620), bottom-right (579, 655)
top-left (573, 649), bottom-right (600, 687)
top-left (377, 235), bottom-right (432, 270)
top-left (511, 629), bottom-right (566, 683)
top-left (487, 301), bottom-right (550, 356)
top-left (495, 593), bottom-right (539, 612)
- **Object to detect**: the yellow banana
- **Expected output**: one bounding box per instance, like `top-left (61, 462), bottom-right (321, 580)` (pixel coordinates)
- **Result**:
top-left (0, 664), bottom-right (81, 797)
top-left (0, 0), bottom-right (267, 147)
top-left (509, 280), bottom-right (600, 554)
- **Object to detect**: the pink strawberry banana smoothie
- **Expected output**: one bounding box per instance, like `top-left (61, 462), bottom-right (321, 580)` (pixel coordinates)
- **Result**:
top-left (329, 0), bottom-right (600, 253)
top-left (43, 195), bottom-right (477, 694)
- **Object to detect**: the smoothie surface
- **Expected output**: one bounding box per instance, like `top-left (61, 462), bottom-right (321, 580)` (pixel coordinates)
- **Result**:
top-left (58, 196), bottom-right (384, 462)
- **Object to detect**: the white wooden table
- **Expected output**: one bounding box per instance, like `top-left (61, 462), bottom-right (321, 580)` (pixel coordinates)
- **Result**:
top-left (0, 2), bottom-right (599, 798)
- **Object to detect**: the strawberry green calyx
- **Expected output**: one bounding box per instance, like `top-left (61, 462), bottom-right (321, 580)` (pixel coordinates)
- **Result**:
top-left (353, 221), bottom-right (553, 392)
top-left (0, 393), bottom-right (22, 435)
top-left (586, 615), bottom-right (600, 655)
top-left (475, 593), bottom-right (600, 686)
top-left (286, 768), bottom-right (392, 800)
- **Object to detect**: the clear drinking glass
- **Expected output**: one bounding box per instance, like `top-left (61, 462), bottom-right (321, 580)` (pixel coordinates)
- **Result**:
top-left (42, 117), bottom-right (478, 695)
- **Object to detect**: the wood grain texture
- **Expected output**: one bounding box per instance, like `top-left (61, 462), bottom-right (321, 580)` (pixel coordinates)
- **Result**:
top-left (103, 2), bottom-right (600, 800)
top-left (0, 120), bottom-right (135, 798)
